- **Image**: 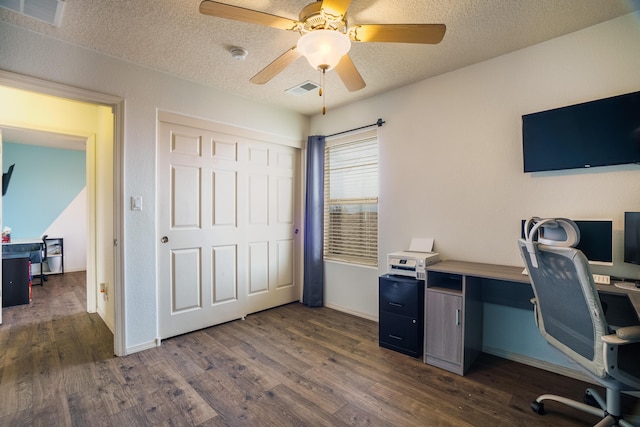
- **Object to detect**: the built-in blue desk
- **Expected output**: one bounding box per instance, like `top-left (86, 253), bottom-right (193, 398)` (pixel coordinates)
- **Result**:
top-left (427, 259), bottom-right (640, 317)
top-left (424, 260), bottom-right (640, 376)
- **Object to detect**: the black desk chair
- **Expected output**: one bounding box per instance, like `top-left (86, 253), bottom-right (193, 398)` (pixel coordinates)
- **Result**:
top-left (41, 234), bottom-right (48, 283)
top-left (29, 235), bottom-right (48, 286)
top-left (518, 217), bottom-right (640, 426)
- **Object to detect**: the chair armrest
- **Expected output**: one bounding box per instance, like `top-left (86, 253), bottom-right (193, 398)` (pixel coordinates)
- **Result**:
top-left (616, 325), bottom-right (640, 341)
top-left (602, 325), bottom-right (640, 345)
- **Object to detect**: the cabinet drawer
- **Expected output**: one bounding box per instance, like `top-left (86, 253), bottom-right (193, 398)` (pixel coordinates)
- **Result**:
top-left (379, 275), bottom-right (422, 317)
top-left (379, 311), bottom-right (421, 357)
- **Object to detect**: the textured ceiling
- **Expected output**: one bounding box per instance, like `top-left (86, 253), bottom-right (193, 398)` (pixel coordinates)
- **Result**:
top-left (1, 0), bottom-right (640, 117)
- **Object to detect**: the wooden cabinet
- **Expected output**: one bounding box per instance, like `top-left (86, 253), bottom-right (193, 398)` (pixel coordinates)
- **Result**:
top-left (426, 289), bottom-right (462, 365)
top-left (379, 274), bottom-right (424, 358)
top-left (424, 270), bottom-right (482, 375)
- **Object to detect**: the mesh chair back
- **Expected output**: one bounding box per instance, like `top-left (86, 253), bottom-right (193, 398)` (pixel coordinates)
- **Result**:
top-left (518, 218), bottom-right (609, 379)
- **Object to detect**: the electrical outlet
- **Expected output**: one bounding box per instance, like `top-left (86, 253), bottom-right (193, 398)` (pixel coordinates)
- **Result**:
top-left (99, 282), bottom-right (108, 300)
top-left (592, 274), bottom-right (610, 285)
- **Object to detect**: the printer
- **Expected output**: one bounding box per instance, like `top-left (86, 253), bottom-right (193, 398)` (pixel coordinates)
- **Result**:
top-left (387, 238), bottom-right (440, 280)
top-left (388, 251), bottom-right (440, 280)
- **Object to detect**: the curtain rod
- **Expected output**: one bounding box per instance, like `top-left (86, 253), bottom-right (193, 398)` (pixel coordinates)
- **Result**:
top-left (327, 118), bottom-right (385, 138)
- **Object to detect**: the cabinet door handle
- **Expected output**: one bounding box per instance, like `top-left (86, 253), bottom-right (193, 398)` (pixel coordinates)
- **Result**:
top-left (388, 302), bottom-right (403, 307)
top-left (389, 334), bottom-right (403, 341)
top-left (455, 309), bottom-right (461, 326)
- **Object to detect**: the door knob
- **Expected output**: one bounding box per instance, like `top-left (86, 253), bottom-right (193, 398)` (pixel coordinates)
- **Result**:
top-left (161, 236), bottom-right (169, 243)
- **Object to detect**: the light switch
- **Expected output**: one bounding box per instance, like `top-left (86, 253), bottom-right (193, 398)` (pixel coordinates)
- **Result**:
top-left (131, 196), bottom-right (143, 211)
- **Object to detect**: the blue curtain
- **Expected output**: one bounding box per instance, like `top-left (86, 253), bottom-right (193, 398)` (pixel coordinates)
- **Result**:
top-left (302, 135), bottom-right (325, 307)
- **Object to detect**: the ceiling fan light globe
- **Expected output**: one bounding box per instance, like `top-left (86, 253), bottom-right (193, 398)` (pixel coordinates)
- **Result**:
top-left (297, 29), bottom-right (351, 71)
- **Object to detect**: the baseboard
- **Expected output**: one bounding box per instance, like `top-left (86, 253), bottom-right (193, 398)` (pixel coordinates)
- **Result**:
top-left (482, 345), bottom-right (593, 384)
top-left (323, 302), bottom-right (378, 322)
top-left (125, 338), bottom-right (160, 355)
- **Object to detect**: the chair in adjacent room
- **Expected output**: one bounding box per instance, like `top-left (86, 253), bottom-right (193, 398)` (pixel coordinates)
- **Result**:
top-left (29, 235), bottom-right (49, 286)
top-left (517, 217), bottom-right (640, 427)
top-left (40, 234), bottom-right (49, 282)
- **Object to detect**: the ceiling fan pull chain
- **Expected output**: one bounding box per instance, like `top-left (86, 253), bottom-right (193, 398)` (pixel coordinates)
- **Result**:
top-left (320, 68), bottom-right (326, 115)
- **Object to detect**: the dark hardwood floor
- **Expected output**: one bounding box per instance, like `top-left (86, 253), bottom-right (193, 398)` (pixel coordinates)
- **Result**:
top-left (1, 272), bottom-right (638, 426)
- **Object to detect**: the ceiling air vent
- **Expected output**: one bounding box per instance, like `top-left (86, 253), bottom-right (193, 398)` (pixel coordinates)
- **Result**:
top-left (285, 81), bottom-right (319, 96)
top-left (0, 0), bottom-right (65, 26)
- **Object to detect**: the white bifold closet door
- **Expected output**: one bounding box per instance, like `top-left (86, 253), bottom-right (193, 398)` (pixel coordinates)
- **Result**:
top-left (157, 118), bottom-right (299, 340)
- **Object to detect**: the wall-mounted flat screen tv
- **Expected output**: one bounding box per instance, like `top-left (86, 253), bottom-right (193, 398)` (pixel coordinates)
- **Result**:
top-left (522, 90), bottom-right (640, 173)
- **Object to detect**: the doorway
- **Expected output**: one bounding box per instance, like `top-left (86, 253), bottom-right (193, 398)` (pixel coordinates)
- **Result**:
top-left (0, 70), bottom-right (124, 355)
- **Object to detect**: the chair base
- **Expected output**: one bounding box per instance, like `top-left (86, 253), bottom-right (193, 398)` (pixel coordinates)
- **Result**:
top-left (531, 388), bottom-right (635, 427)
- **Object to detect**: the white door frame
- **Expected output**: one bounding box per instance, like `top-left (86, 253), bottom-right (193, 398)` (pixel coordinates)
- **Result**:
top-left (0, 70), bottom-right (126, 356)
top-left (0, 129), bottom-right (3, 325)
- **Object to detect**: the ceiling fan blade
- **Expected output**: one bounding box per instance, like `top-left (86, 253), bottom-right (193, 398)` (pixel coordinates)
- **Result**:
top-left (320, 0), bottom-right (352, 18)
top-left (250, 47), bottom-right (302, 85)
top-left (334, 55), bottom-right (366, 92)
top-left (199, 1), bottom-right (298, 30)
top-left (350, 24), bottom-right (446, 44)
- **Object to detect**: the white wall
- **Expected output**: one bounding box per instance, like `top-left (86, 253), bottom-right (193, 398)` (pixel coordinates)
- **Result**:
top-left (311, 12), bottom-right (640, 320)
top-left (0, 21), bottom-right (309, 353)
top-left (44, 187), bottom-right (87, 272)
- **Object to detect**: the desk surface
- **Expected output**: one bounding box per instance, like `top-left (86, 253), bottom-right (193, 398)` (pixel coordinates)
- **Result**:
top-left (2, 240), bottom-right (44, 251)
top-left (427, 259), bottom-right (640, 317)
top-left (3, 238), bottom-right (61, 246)
top-left (3, 239), bottom-right (44, 246)
top-left (428, 260), bottom-right (530, 284)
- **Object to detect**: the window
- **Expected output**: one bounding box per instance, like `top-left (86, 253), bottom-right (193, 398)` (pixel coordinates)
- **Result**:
top-left (324, 130), bottom-right (378, 266)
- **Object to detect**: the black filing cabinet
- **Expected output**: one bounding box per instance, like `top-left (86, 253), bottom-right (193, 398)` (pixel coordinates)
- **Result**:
top-left (2, 255), bottom-right (30, 307)
top-left (379, 274), bottom-right (425, 357)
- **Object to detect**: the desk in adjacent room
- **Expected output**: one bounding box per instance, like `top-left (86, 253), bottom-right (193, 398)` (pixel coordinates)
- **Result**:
top-left (2, 239), bottom-right (46, 286)
top-left (3, 239), bottom-right (45, 253)
top-left (424, 260), bottom-right (640, 375)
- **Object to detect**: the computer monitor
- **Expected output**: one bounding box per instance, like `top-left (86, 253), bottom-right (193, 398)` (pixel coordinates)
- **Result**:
top-left (522, 219), bottom-right (613, 265)
top-left (624, 212), bottom-right (640, 265)
top-left (575, 220), bottom-right (613, 265)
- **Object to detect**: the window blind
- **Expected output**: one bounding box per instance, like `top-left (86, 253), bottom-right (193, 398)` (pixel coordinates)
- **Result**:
top-left (324, 132), bottom-right (378, 266)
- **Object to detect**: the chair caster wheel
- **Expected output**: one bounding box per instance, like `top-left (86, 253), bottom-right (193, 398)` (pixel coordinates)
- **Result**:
top-left (531, 401), bottom-right (545, 415)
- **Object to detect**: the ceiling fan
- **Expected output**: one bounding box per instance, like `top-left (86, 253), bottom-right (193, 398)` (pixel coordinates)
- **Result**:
top-left (199, 0), bottom-right (446, 93)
